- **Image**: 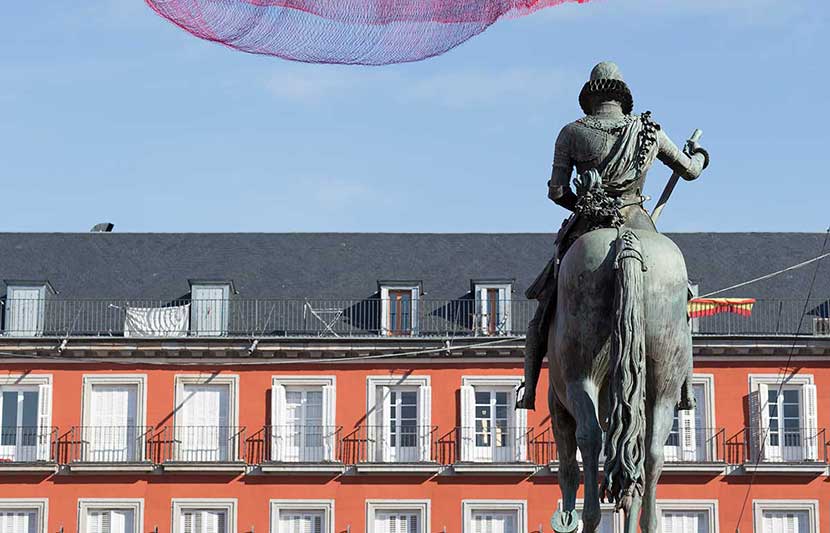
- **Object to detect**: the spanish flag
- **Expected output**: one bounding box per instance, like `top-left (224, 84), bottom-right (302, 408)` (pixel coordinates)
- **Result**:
top-left (688, 298), bottom-right (756, 318)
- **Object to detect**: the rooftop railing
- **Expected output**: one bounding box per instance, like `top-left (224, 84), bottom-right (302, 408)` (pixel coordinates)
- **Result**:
top-left (0, 298), bottom-right (827, 338)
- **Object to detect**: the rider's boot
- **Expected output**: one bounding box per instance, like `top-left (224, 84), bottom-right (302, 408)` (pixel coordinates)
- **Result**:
top-left (516, 313), bottom-right (544, 410)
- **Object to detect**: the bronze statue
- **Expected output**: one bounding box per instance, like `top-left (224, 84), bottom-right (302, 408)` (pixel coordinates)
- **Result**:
top-left (516, 62), bottom-right (709, 533)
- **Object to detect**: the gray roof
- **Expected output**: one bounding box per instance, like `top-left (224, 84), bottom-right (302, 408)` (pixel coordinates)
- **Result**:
top-left (0, 232), bottom-right (827, 301)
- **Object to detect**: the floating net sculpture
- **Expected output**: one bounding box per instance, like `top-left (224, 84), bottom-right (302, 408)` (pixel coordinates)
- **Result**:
top-left (145, 0), bottom-right (589, 65)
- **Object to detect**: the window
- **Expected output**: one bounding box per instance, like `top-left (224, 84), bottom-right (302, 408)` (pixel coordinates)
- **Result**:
top-left (78, 499), bottom-right (143, 533)
top-left (4, 285), bottom-right (46, 337)
top-left (366, 376), bottom-right (431, 462)
top-left (270, 500), bottom-right (334, 533)
top-left (460, 377), bottom-right (526, 463)
top-left (656, 501), bottom-right (717, 533)
top-left (174, 375), bottom-right (239, 462)
top-left (379, 283), bottom-right (420, 336)
top-left (748, 375), bottom-right (817, 462)
top-left (753, 501), bottom-right (818, 533)
top-left (0, 499), bottom-right (47, 533)
top-left (665, 375), bottom-right (715, 462)
top-left (190, 282), bottom-right (231, 336)
top-left (271, 377), bottom-right (336, 462)
top-left (367, 501), bottom-right (429, 533)
top-left (0, 375), bottom-right (52, 462)
top-left (82, 375), bottom-right (147, 462)
top-left (172, 500), bottom-right (236, 533)
top-left (462, 501), bottom-right (526, 533)
top-left (473, 283), bottom-right (512, 336)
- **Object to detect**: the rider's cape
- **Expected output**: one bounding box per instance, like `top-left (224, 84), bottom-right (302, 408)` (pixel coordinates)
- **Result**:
top-left (526, 114), bottom-right (660, 301)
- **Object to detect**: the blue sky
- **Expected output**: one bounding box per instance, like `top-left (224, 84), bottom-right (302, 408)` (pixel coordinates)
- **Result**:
top-left (1, 0), bottom-right (827, 233)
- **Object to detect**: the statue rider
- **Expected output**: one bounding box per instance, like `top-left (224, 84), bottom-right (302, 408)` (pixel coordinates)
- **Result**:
top-left (515, 61), bottom-right (709, 411)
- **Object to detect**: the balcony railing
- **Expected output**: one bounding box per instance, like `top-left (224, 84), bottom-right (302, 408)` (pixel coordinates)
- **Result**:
top-left (741, 426), bottom-right (827, 464)
top-left (262, 425), bottom-right (342, 463)
top-left (67, 426), bottom-right (153, 463)
top-left (157, 425), bottom-right (245, 463)
top-left (343, 425), bottom-right (437, 464)
top-left (3, 298), bottom-right (825, 338)
top-left (442, 426), bottom-right (533, 463)
top-left (663, 427), bottom-right (725, 463)
top-left (0, 426), bottom-right (57, 463)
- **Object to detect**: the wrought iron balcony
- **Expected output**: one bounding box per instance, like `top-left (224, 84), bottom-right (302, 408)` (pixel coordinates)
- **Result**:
top-left (157, 425), bottom-right (246, 467)
top-left (65, 426), bottom-right (153, 470)
top-left (0, 426), bottom-right (57, 465)
top-left (1, 298), bottom-right (826, 338)
top-left (343, 425), bottom-right (438, 470)
top-left (740, 426), bottom-right (827, 465)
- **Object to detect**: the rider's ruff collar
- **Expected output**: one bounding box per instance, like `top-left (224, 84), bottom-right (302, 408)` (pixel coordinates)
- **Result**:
top-left (579, 61), bottom-right (634, 115)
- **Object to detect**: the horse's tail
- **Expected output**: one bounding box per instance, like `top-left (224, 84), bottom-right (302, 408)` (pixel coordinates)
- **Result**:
top-left (602, 230), bottom-right (647, 513)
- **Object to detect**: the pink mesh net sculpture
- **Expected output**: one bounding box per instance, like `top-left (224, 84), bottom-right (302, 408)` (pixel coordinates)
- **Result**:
top-left (145, 0), bottom-right (589, 65)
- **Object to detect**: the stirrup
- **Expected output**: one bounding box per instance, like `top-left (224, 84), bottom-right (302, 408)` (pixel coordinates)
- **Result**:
top-left (551, 509), bottom-right (579, 533)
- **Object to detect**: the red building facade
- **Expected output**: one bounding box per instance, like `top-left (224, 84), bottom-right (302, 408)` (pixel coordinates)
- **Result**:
top-left (0, 232), bottom-right (827, 533)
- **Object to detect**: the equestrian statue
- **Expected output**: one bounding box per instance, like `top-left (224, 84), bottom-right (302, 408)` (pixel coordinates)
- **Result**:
top-left (515, 62), bottom-right (710, 533)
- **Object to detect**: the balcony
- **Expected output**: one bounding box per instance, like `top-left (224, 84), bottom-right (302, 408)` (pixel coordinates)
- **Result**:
top-left (661, 427), bottom-right (726, 475)
top-left (2, 298), bottom-right (824, 339)
top-left (0, 426), bottom-right (57, 473)
top-left (442, 426), bottom-right (537, 475)
top-left (739, 426), bottom-right (828, 475)
top-left (65, 426), bottom-right (154, 473)
top-left (346, 425), bottom-right (441, 474)
top-left (158, 425), bottom-right (247, 474)
top-left (252, 425), bottom-right (345, 475)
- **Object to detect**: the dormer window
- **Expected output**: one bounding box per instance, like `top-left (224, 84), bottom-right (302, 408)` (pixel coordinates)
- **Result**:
top-left (379, 282), bottom-right (420, 336)
top-left (473, 281), bottom-right (512, 336)
top-left (189, 281), bottom-right (231, 337)
top-left (4, 283), bottom-right (48, 337)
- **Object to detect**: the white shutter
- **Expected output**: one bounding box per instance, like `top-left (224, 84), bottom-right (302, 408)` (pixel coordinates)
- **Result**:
top-left (191, 285), bottom-right (229, 336)
top-left (679, 405), bottom-right (697, 461)
top-left (380, 287), bottom-right (390, 335)
top-left (36, 382), bottom-right (52, 461)
top-left (514, 397), bottom-right (528, 462)
top-left (273, 383), bottom-right (287, 461)
top-left (802, 384), bottom-right (818, 461)
top-left (380, 387), bottom-right (392, 462)
top-left (418, 385), bottom-right (432, 462)
top-left (111, 509), bottom-right (131, 533)
top-left (476, 288), bottom-right (487, 334)
top-left (7, 287), bottom-right (44, 337)
top-left (498, 287), bottom-right (511, 335)
top-left (410, 288), bottom-right (419, 335)
top-left (460, 385), bottom-right (475, 461)
top-left (322, 385), bottom-right (335, 461)
top-left (749, 385), bottom-right (769, 462)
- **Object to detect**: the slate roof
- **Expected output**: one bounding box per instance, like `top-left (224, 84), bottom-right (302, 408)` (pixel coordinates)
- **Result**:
top-left (0, 232), bottom-right (827, 302)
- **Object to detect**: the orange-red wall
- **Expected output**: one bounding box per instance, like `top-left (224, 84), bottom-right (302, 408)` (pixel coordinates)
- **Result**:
top-left (2, 358), bottom-right (829, 533)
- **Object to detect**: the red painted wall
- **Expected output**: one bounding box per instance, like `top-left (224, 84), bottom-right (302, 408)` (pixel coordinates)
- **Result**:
top-left (1, 358), bottom-right (828, 533)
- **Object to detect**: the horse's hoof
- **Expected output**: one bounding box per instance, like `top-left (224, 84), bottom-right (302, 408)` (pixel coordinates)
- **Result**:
top-left (551, 509), bottom-right (580, 533)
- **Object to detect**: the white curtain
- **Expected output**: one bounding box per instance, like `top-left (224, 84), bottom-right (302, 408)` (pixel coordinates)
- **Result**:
top-left (125, 304), bottom-right (189, 337)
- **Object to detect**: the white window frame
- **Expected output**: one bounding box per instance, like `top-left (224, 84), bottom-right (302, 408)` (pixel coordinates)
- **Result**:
top-left (270, 500), bottom-right (334, 533)
top-left (189, 282), bottom-right (231, 337)
top-left (473, 282), bottom-right (513, 336)
top-left (78, 498), bottom-right (143, 533)
top-left (656, 500), bottom-right (718, 533)
top-left (366, 376), bottom-right (431, 462)
top-left (4, 284), bottom-right (46, 337)
top-left (748, 374), bottom-right (817, 462)
top-left (752, 500), bottom-right (819, 533)
top-left (271, 376), bottom-right (337, 462)
top-left (460, 376), bottom-right (526, 462)
top-left (379, 284), bottom-right (420, 336)
top-left (81, 375), bottom-right (148, 462)
top-left (172, 499), bottom-right (237, 533)
top-left (688, 283), bottom-right (700, 334)
top-left (665, 374), bottom-right (716, 462)
top-left (173, 374), bottom-right (240, 462)
top-left (0, 374), bottom-right (52, 462)
top-left (462, 500), bottom-right (526, 533)
top-left (0, 498), bottom-right (48, 533)
top-left (366, 500), bottom-right (430, 533)
top-left (557, 500), bottom-right (621, 533)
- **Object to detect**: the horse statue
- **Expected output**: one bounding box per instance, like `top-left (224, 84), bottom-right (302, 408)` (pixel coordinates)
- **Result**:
top-left (515, 62), bottom-right (710, 533)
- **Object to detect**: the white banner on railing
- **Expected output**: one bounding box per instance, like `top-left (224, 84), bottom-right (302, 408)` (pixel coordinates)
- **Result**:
top-left (124, 304), bottom-right (190, 337)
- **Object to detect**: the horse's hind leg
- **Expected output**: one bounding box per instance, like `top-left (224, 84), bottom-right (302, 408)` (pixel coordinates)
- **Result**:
top-left (550, 390), bottom-right (580, 532)
top-left (638, 396), bottom-right (676, 533)
top-left (568, 382), bottom-right (603, 533)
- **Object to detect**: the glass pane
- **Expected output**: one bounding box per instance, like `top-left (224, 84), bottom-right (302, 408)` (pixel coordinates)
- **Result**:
top-left (21, 392), bottom-right (38, 446)
top-left (1, 392), bottom-right (18, 446)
